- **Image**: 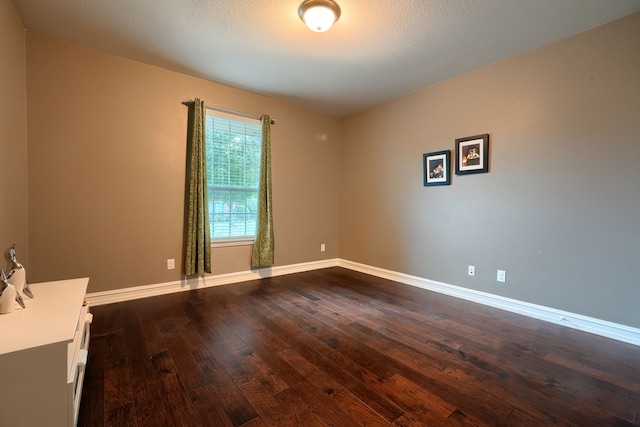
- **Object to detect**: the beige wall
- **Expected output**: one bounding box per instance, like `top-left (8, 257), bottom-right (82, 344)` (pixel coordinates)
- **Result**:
top-left (25, 33), bottom-right (341, 293)
top-left (0, 0), bottom-right (28, 271)
top-left (340, 12), bottom-right (640, 328)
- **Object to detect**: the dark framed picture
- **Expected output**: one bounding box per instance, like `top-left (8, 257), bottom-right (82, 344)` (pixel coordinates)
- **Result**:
top-left (455, 134), bottom-right (489, 175)
top-left (423, 150), bottom-right (451, 186)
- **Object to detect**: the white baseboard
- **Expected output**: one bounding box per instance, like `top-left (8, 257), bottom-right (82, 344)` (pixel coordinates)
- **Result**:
top-left (86, 257), bottom-right (640, 347)
top-left (338, 259), bottom-right (640, 347)
top-left (86, 258), bottom-right (339, 306)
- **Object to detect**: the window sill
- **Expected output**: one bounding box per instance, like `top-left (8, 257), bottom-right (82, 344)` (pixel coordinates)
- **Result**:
top-left (211, 239), bottom-right (254, 248)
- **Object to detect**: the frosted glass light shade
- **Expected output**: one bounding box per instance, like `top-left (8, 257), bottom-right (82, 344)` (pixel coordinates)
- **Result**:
top-left (298, 0), bottom-right (341, 33)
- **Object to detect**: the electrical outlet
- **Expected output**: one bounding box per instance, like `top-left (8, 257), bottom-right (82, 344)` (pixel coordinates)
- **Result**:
top-left (167, 259), bottom-right (175, 270)
top-left (321, 244), bottom-right (326, 252)
top-left (468, 265), bottom-right (475, 276)
top-left (497, 269), bottom-right (506, 283)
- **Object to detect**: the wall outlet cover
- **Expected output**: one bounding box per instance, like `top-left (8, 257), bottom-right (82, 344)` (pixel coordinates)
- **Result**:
top-left (497, 269), bottom-right (506, 283)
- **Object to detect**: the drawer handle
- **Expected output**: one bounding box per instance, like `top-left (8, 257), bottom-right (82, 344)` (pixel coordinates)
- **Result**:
top-left (78, 349), bottom-right (88, 367)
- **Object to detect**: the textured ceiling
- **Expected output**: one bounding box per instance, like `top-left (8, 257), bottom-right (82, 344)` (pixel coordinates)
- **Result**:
top-left (12, 0), bottom-right (640, 117)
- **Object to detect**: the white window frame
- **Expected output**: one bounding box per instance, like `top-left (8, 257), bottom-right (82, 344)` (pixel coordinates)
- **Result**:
top-left (205, 109), bottom-right (262, 247)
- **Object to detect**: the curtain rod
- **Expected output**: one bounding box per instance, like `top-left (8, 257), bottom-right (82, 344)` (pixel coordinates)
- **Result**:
top-left (182, 100), bottom-right (276, 125)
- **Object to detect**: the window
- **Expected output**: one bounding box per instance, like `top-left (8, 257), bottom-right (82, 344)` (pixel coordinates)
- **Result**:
top-left (205, 110), bottom-right (262, 243)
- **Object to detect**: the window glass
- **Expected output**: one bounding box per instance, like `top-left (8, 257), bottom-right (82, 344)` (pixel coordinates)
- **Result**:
top-left (205, 112), bottom-right (261, 242)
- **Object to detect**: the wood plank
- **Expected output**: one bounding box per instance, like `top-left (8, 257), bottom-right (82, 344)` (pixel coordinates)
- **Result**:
top-left (188, 384), bottom-right (243, 427)
top-left (249, 302), bottom-right (406, 422)
top-left (103, 337), bottom-right (134, 412)
top-left (239, 380), bottom-right (302, 427)
top-left (130, 377), bottom-right (171, 427)
top-left (233, 347), bottom-right (289, 395)
top-left (250, 336), bottom-right (368, 426)
top-left (190, 346), bottom-right (260, 426)
top-left (149, 350), bottom-right (203, 427)
top-left (104, 402), bottom-right (137, 427)
top-left (272, 388), bottom-right (334, 427)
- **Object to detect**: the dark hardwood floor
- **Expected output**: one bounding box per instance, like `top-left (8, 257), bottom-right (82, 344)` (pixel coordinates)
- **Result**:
top-left (78, 267), bottom-right (640, 426)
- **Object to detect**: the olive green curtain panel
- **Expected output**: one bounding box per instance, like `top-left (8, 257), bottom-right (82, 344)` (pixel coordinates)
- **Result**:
top-left (184, 99), bottom-right (212, 275)
top-left (251, 115), bottom-right (275, 268)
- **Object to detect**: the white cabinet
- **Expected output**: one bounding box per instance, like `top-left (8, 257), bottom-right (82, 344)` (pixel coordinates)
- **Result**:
top-left (0, 278), bottom-right (91, 427)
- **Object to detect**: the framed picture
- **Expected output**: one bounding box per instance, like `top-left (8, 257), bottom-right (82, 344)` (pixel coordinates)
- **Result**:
top-left (455, 134), bottom-right (489, 175)
top-left (423, 150), bottom-right (451, 186)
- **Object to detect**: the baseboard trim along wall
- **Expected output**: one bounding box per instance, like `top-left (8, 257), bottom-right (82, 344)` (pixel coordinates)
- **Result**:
top-left (86, 258), bottom-right (640, 347)
top-left (338, 259), bottom-right (640, 347)
top-left (86, 258), bottom-right (341, 306)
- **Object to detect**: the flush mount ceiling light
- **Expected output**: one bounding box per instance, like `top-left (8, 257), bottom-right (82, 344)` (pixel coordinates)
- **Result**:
top-left (298, 0), bottom-right (341, 33)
